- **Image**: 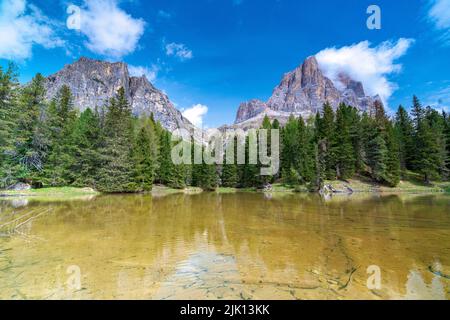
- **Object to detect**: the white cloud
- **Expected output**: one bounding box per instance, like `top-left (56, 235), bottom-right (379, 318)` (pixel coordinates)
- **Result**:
top-left (157, 10), bottom-right (171, 19)
top-left (78, 0), bottom-right (145, 58)
top-left (165, 42), bottom-right (193, 61)
top-left (0, 0), bottom-right (64, 60)
top-left (427, 0), bottom-right (450, 44)
top-left (128, 64), bottom-right (159, 83)
top-left (182, 104), bottom-right (208, 127)
top-left (315, 38), bottom-right (414, 105)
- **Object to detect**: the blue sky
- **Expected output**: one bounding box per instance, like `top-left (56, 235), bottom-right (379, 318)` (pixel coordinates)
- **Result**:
top-left (0, 0), bottom-right (449, 128)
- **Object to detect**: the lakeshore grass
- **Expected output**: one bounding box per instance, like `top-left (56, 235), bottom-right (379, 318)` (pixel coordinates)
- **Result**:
top-left (0, 187), bottom-right (99, 197)
top-left (1, 174), bottom-right (448, 201)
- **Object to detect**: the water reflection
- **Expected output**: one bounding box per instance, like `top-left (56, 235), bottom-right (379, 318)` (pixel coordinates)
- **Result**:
top-left (0, 192), bottom-right (449, 300)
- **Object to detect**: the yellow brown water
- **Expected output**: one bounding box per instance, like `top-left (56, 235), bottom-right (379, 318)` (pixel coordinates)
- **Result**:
top-left (0, 192), bottom-right (449, 300)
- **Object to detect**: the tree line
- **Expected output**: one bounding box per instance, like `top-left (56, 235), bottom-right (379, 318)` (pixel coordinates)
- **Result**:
top-left (1, 65), bottom-right (449, 192)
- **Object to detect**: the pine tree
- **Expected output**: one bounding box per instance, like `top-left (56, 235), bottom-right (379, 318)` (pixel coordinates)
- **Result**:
top-left (199, 161), bottom-right (218, 191)
top-left (394, 105), bottom-right (414, 173)
top-left (11, 74), bottom-right (48, 185)
top-left (70, 108), bottom-right (102, 187)
top-left (240, 135), bottom-right (258, 187)
top-left (425, 107), bottom-right (447, 179)
top-left (192, 144), bottom-right (218, 191)
top-left (296, 117), bottom-right (315, 183)
top-left (310, 139), bottom-right (326, 192)
top-left (316, 103), bottom-right (336, 179)
top-left (333, 104), bottom-right (356, 179)
top-left (221, 137), bottom-right (238, 188)
top-left (221, 161), bottom-right (238, 187)
top-left (272, 119), bottom-right (280, 130)
top-left (259, 115), bottom-right (273, 186)
top-left (133, 117), bottom-right (157, 191)
top-left (157, 130), bottom-right (173, 185)
top-left (411, 95), bottom-right (425, 129)
top-left (361, 108), bottom-right (387, 183)
top-left (171, 163), bottom-right (188, 189)
top-left (41, 85), bottom-right (77, 186)
top-left (0, 63), bottom-right (19, 187)
top-left (444, 112), bottom-right (450, 178)
top-left (362, 101), bottom-right (400, 186)
top-left (384, 122), bottom-right (401, 187)
top-left (97, 88), bottom-right (137, 192)
top-left (365, 124), bottom-right (388, 183)
top-left (411, 97), bottom-right (441, 183)
top-left (281, 116), bottom-right (300, 185)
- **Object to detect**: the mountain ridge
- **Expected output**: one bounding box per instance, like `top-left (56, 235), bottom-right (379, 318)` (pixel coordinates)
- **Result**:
top-left (44, 57), bottom-right (196, 133)
top-left (43, 56), bottom-right (381, 133)
top-left (230, 56), bottom-right (381, 129)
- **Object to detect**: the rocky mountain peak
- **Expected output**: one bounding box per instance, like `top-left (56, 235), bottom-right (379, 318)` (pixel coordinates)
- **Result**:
top-left (338, 73), bottom-right (366, 98)
top-left (44, 57), bottom-right (195, 133)
top-left (234, 55), bottom-right (380, 126)
top-left (301, 56), bottom-right (322, 86)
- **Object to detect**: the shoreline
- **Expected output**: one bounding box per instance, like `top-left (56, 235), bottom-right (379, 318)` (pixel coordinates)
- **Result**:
top-left (1, 179), bottom-right (449, 200)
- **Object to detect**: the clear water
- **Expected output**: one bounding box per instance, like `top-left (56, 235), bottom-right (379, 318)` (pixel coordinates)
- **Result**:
top-left (0, 192), bottom-right (449, 300)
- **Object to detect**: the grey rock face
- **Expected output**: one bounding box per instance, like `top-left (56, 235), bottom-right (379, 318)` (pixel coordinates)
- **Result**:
top-left (235, 56), bottom-right (380, 125)
top-left (235, 99), bottom-right (268, 125)
top-left (44, 57), bottom-right (195, 132)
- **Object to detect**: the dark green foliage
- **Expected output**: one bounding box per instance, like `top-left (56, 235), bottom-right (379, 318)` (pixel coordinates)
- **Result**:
top-left (384, 122), bottom-right (401, 187)
top-left (96, 88), bottom-right (137, 193)
top-left (197, 161), bottom-right (218, 191)
top-left (296, 117), bottom-right (315, 182)
top-left (360, 101), bottom-right (401, 185)
top-left (394, 105), bottom-right (414, 172)
top-left (221, 137), bottom-right (239, 188)
top-left (192, 144), bottom-right (218, 191)
top-left (70, 108), bottom-right (102, 187)
top-left (281, 116), bottom-right (300, 185)
top-left (11, 74), bottom-right (48, 184)
top-left (133, 117), bottom-right (157, 191)
top-left (40, 85), bottom-right (78, 186)
top-left (157, 130), bottom-right (173, 185)
top-left (364, 120), bottom-right (388, 183)
top-left (0, 63), bottom-right (19, 187)
top-left (157, 130), bottom-right (188, 189)
top-left (221, 163), bottom-right (238, 187)
top-left (272, 119), bottom-right (280, 130)
top-left (259, 115), bottom-right (274, 186)
top-left (240, 135), bottom-right (258, 187)
top-left (310, 140), bottom-right (326, 192)
top-left (411, 97), bottom-right (445, 183)
top-left (315, 103), bottom-right (336, 179)
top-left (444, 112), bottom-right (450, 178)
top-left (333, 104), bottom-right (357, 179)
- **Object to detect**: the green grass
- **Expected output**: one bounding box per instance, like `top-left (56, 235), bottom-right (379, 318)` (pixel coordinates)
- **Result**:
top-left (2, 176), bottom-right (448, 200)
top-left (216, 187), bottom-right (239, 194)
top-left (151, 185), bottom-right (203, 195)
top-left (324, 175), bottom-right (450, 194)
top-left (0, 187), bottom-right (99, 202)
top-left (271, 183), bottom-right (309, 193)
top-left (0, 187), bottom-right (99, 197)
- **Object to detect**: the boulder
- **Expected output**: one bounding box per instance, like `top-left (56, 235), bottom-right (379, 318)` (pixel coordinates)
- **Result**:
top-left (7, 183), bottom-right (32, 191)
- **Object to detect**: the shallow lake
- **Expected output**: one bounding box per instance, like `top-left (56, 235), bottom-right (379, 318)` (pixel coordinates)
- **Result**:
top-left (0, 192), bottom-right (449, 300)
